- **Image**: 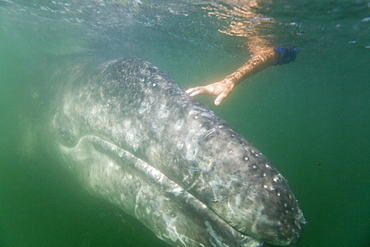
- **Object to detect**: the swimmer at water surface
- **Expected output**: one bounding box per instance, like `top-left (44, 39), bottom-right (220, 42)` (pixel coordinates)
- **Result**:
top-left (186, 8), bottom-right (299, 106)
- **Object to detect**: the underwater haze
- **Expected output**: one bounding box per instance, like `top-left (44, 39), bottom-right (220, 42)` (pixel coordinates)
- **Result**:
top-left (0, 0), bottom-right (369, 246)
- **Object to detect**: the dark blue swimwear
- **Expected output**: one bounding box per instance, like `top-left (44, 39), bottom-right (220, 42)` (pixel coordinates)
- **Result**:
top-left (274, 47), bottom-right (300, 65)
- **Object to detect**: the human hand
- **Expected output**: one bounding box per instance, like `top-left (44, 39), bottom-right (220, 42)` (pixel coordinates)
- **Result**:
top-left (186, 79), bottom-right (235, 106)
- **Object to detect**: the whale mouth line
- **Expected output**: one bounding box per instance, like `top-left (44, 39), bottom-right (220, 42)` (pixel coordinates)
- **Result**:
top-left (58, 134), bottom-right (262, 246)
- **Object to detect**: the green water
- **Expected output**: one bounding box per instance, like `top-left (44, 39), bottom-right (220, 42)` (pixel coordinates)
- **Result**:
top-left (1, 0), bottom-right (369, 246)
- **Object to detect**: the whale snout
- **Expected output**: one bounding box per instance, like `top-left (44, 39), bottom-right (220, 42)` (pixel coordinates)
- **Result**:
top-left (198, 133), bottom-right (306, 246)
top-left (249, 191), bottom-right (306, 246)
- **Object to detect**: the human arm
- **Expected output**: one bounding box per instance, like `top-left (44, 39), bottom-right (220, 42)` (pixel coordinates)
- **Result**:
top-left (186, 47), bottom-right (299, 106)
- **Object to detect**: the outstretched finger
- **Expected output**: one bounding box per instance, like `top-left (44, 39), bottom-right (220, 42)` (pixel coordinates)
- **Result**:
top-left (214, 92), bottom-right (228, 106)
top-left (185, 87), bottom-right (196, 95)
top-left (186, 86), bottom-right (207, 97)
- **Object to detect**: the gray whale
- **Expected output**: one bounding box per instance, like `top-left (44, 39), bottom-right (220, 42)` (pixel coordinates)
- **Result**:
top-left (51, 58), bottom-right (305, 246)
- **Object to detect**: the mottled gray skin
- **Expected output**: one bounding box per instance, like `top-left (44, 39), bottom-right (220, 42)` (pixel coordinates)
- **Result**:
top-left (51, 58), bottom-right (305, 247)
